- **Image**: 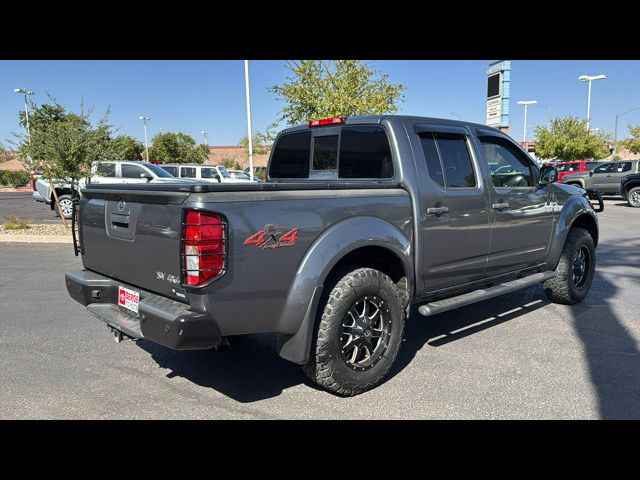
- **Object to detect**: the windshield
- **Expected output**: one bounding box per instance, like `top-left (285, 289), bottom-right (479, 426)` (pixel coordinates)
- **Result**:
top-left (144, 163), bottom-right (174, 178)
top-left (218, 166), bottom-right (231, 178)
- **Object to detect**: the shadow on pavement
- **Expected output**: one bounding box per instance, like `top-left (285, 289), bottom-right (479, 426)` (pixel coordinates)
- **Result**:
top-left (567, 238), bottom-right (640, 419)
top-left (137, 333), bottom-right (313, 403)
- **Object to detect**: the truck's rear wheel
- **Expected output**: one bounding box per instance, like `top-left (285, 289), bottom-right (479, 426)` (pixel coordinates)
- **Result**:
top-left (543, 227), bottom-right (596, 305)
top-left (627, 187), bottom-right (640, 207)
top-left (303, 267), bottom-right (405, 396)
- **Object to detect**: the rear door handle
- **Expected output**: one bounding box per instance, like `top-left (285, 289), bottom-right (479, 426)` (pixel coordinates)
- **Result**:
top-left (492, 202), bottom-right (509, 211)
top-left (426, 206), bottom-right (449, 216)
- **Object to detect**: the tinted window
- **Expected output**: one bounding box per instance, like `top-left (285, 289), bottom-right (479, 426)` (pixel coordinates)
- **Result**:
top-left (313, 135), bottom-right (338, 171)
top-left (95, 162), bottom-right (115, 177)
top-left (180, 167), bottom-right (196, 178)
top-left (144, 163), bottom-right (173, 177)
top-left (617, 162), bottom-right (632, 173)
top-left (434, 134), bottom-right (476, 188)
top-left (593, 163), bottom-right (614, 174)
top-left (161, 166), bottom-right (177, 176)
top-left (339, 126), bottom-right (394, 179)
top-left (586, 162), bottom-right (600, 170)
top-left (419, 133), bottom-right (445, 187)
top-left (121, 164), bottom-right (147, 178)
top-left (201, 167), bottom-right (217, 179)
top-left (269, 132), bottom-right (311, 178)
top-left (480, 136), bottom-right (534, 187)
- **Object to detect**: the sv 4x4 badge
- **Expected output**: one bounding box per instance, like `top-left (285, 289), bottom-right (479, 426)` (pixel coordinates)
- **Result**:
top-left (244, 224), bottom-right (298, 249)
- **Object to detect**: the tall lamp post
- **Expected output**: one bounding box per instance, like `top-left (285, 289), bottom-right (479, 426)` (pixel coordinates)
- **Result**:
top-left (139, 116), bottom-right (150, 161)
top-left (450, 112), bottom-right (461, 120)
top-left (201, 130), bottom-right (208, 146)
top-left (14, 88), bottom-right (34, 142)
top-left (244, 60), bottom-right (254, 182)
top-left (516, 100), bottom-right (537, 145)
top-left (578, 74), bottom-right (606, 132)
top-left (614, 107), bottom-right (640, 156)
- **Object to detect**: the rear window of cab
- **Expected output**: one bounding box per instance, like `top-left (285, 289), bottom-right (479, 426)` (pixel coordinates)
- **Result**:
top-left (269, 126), bottom-right (394, 180)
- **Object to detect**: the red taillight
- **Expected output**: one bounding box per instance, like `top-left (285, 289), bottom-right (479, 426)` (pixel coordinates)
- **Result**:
top-left (309, 117), bottom-right (346, 127)
top-left (182, 210), bottom-right (226, 286)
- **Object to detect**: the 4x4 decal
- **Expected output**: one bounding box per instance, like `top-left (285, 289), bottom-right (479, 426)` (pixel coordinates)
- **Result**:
top-left (244, 224), bottom-right (298, 249)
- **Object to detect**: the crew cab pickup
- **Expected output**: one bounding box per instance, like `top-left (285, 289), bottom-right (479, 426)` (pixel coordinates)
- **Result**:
top-left (65, 116), bottom-right (600, 396)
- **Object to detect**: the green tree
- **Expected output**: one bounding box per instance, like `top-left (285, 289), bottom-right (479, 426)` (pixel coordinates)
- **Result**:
top-left (219, 157), bottom-right (241, 169)
top-left (238, 131), bottom-right (271, 155)
top-left (148, 132), bottom-right (208, 164)
top-left (269, 60), bottom-right (406, 126)
top-left (15, 99), bottom-right (113, 189)
top-left (107, 135), bottom-right (144, 160)
top-left (621, 125), bottom-right (640, 155)
top-left (534, 116), bottom-right (611, 160)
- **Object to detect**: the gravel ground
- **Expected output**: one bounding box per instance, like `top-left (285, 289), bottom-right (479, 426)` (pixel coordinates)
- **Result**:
top-left (0, 224), bottom-right (70, 236)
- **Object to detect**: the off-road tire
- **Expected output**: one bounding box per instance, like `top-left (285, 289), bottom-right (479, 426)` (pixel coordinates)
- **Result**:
top-left (543, 227), bottom-right (596, 305)
top-left (55, 194), bottom-right (74, 220)
top-left (627, 186), bottom-right (640, 208)
top-left (303, 268), bottom-right (405, 396)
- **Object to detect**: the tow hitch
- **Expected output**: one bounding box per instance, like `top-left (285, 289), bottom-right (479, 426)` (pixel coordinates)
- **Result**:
top-left (108, 326), bottom-right (135, 343)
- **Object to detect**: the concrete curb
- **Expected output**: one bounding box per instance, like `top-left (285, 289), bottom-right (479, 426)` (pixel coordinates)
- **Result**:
top-left (0, 235), bottom-right (72, 244)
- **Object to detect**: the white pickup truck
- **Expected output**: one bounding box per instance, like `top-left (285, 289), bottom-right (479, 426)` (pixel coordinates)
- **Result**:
top-left (158, 164), bottom-right (254, 183)
top-left (33, 160), bottom-right (190, 219)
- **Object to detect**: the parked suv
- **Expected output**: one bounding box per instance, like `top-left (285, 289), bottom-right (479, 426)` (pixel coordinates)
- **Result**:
top-left (66, 115), bottom-right (599, 396)
top-left (620, 172), bottom-right (640, 207)
top-left (33, 160), bottom-right (182, 219)
top-left (554, 161), bottom-right (601, 183)
top-left (562, 159), bottom-right (640, 194)
top-left (159, 164), bottom-right (253, 183)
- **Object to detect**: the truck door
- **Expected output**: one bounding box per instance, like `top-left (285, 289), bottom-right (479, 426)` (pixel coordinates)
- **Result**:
top-left (411, 124), bottom-right (492, 293)
top-left (476, 133), bottom-right (554, 277)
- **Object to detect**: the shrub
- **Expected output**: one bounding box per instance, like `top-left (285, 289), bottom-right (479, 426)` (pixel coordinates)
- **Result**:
top-left (0, 171), bottom-right (31, 188)
top-left (4, 214), bottom-right (32, 230)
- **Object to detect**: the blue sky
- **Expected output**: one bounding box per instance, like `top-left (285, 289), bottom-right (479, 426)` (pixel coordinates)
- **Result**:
top-left (2, 60), bottom-right (640, 147)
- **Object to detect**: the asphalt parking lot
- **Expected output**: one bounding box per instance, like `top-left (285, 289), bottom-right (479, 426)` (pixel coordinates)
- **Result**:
top-left (1, 197), bottom-right (639, 419)
top-left (0, 192), bottom-right (61, 224)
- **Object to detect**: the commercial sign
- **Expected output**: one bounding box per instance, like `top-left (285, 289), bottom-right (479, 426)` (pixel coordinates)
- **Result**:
top-left (486, 60), bottom-right (511, 130)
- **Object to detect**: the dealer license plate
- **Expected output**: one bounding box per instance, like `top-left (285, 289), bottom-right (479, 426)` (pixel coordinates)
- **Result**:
top-left (118, 285), bottom-right (140, 316)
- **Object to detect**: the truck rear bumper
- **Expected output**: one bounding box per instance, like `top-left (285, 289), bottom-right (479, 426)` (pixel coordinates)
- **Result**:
top-left (65, 270), bottom-right (223, 350)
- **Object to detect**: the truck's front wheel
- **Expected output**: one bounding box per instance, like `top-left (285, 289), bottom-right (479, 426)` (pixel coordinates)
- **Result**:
top-left (304, 268), bottom-right (405, 396)
top-left (627, 186), bottom-right (640, 207)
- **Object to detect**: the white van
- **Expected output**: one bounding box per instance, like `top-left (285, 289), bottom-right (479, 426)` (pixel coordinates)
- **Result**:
top-left (159, 164), bottom-right (253, 183)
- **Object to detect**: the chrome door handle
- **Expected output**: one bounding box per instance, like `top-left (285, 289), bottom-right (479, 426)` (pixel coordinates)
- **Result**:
top-left (492, 202), bottom-right (509, 210)
top-left (426, 206), bottom-right (449, 216)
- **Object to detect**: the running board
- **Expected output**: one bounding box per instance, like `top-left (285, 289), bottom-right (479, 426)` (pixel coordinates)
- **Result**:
top-left (418, 271), bottom-right (556, 317)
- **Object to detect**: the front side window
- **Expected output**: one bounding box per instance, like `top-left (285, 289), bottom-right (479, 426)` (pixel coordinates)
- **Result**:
top-left (121, 164), bottom-right (147, 178)
top-left (180, 167), bottom-right (196, 178)
top-left (217, 166), bottom-right (231, 178)
top-left (593, 163), bottom-right (614, 174)
top-left (480, 136), bottom-right (534, 187)
top-left (161, 166), bottom-right (178, 176)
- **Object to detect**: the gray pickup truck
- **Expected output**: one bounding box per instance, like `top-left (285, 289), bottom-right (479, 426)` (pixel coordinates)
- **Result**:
top-left (562, 159), bottom-right (640, 195)
top-left (65, 115), bottom-right (600, 396)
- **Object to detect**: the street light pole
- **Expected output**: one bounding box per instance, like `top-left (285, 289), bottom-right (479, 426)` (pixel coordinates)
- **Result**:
top-left (14, 88), bottom-right (34, 142)
top-left (139, 116), bottom-right (150, 161)
top-left (516, 100), bottom-right (537, 145)
top-left (450, 112), bottom-right (461, 120)
top-left (614, 107), bottom-right (640, 156)
top-left (579, 74), bottom-right (606, 132)
top-left (244, 60), bottom-right (254, 182)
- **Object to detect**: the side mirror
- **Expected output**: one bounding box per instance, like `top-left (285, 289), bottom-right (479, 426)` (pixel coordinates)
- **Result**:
top-left (538, 165), bottom-right (558, 185)
top-left (589, 171), bottom-right (594, 177)
top-left (140, 173), bottom-right (153, 182)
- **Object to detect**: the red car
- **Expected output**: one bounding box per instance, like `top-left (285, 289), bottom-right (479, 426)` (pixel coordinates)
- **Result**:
top-left (546, 161), bottom-right (601, 183)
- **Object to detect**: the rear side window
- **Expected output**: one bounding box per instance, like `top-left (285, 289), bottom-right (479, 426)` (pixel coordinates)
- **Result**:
top-left (201, 167), bottom-right (216, 179)
top-left (617, 162), bottom-right (632, 173)
top-left (339, 126), bottom-right (394, 179)
top-left (269, 132), bottom-right (311, 178)
top-left (95, 162), bottom-right (115, 177)
top-left (161, 166), bottom-right (177, 176)
top-left (180, 167), bottom-right (196, 178)
top-left (419, 132), bottom-right (476, 188)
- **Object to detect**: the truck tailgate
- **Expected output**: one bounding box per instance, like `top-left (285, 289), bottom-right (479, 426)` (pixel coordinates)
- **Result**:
top-left (79, 187), bottom-right (191, 301)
